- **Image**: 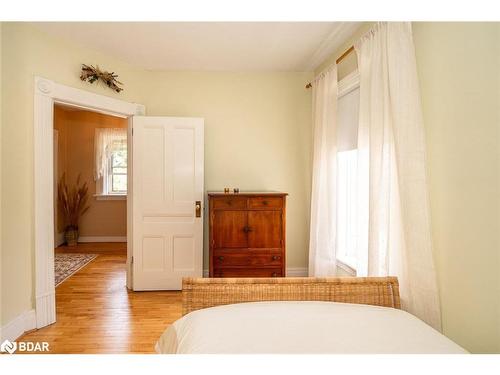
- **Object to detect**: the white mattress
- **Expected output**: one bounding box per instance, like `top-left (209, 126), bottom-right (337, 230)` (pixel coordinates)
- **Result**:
top-left (156, 301), bottom-right (467, 354)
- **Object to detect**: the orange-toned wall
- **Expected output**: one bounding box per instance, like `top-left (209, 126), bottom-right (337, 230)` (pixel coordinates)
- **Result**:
top-left (54, 106), bottom-right (127, 237)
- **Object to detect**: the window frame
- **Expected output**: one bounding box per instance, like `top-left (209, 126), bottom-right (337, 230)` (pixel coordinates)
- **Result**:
top-left (106, 145), bottom-right (127, 195)
top-left (335, 70), bottom-right (361, 275)
top-left (95, 137), bottom-right (128, 199)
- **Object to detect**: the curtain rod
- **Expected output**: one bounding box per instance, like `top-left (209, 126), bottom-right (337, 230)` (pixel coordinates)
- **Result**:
top-left (305, 45), bottom-right (355, 89)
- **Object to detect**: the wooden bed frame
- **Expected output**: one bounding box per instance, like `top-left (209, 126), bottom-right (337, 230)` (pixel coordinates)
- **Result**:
top-left (182, 276), bottom-right (401, 315)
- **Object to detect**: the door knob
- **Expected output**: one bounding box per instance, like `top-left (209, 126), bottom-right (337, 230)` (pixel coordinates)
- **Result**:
top-left (195, 201), bottom-right (201, 217)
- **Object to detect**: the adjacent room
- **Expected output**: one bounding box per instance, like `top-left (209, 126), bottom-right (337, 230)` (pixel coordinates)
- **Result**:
top-left (53, 104), bottom-right (128, 288)
top-left (0, 19), bottom-right (498, 358)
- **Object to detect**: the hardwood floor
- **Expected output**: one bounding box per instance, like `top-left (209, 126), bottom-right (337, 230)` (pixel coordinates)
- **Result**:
top-left (19, 243), bottom-right (182, 354)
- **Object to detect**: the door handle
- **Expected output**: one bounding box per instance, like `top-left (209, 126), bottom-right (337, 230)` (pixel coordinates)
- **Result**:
top-left (195, 201), bottom-right (201, 217)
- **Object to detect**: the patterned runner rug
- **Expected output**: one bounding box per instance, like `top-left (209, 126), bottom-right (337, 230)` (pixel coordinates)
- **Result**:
top-left (54, 253), bottom-right (98, 287)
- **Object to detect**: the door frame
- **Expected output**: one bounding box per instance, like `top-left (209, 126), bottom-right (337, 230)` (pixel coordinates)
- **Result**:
top-left (33, 76), bottom-right (145, 329)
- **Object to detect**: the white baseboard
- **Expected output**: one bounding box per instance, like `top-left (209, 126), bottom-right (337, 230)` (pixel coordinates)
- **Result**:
top-left (1, 310), bottom-right (37, 342)
top-left (78, 236), bottom-right (127, 243)
top-left (202, 267), bottom-right (308, 278)
top-left (286, 267), bottom-right (308, 277)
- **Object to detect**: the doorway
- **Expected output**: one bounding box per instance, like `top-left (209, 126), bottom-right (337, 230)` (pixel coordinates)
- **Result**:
top-left (34, 76), bottom-right (144, 328)
top-left (34, 77), bottom-right (204, 331)
top-left (53, 104), bottom-right (128, 290)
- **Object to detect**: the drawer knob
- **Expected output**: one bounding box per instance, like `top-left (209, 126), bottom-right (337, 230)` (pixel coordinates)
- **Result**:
top-left (218, 256), bottom-right (224, 261)
top-left (272, 272), bottom-right (278, 277)
top-left (262, 200), bottom-right (268, 205)
top-left (272, 255), bottom-right (281, 261)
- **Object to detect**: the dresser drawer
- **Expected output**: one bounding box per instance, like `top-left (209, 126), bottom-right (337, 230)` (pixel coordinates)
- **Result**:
top-left (213, 252), bottom-right (283, 267)
top-left (248, 196), bottom-right (283, 209)
top-left (212, 196), bottom-right (247, 209)
top-left (213, 268), bottom-right (282, 278)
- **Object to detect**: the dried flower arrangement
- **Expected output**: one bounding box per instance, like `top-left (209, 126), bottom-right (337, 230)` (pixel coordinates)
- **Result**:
top-left (57, 173), bottom-right (90, 246)
top-left (80, 64), bottom-right (124, 93)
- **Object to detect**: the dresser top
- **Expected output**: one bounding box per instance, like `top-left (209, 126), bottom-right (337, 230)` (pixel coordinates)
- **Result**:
top-left (208, 191), bottom-right (288, 197)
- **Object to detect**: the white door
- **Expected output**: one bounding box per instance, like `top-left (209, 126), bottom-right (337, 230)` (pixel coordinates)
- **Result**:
top-left (132, 116), bottom-right (204, 290)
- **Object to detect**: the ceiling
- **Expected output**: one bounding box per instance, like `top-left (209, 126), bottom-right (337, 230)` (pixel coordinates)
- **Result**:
top-left (32, 22), bottom-right (361, 72)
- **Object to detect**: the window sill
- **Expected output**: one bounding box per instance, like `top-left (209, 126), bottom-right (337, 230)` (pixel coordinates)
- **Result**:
top-left (337, 259), bottom-right (357, 276)
top-left (94, 194), bottom-right (127, 201)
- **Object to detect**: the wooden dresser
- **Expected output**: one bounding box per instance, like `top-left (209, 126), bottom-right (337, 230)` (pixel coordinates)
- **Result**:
top-left (208, 192), bottom-right (287, 278)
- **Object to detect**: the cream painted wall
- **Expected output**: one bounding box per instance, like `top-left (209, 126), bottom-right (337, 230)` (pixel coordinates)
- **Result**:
top-left (144, 71), bottom-right (312, 270)
top-left (1, 22), bottom-right (312, 326)
top-left (413, 22), bottom-right (500, 353)
top-left (54, 107), bottom-right (128, 237)
top-left (316, 22), bottom-right (500, 353)
top-left (1, 22), bottom-right (150, 325)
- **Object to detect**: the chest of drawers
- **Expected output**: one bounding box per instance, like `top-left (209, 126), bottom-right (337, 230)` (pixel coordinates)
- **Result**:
top-left (208, 192), bottom-right (287, 277)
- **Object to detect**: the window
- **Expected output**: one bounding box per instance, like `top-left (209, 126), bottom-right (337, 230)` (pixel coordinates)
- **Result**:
top-left (94, 128), bottom-right (127, 197)
top-left (336, 73), bottom-right (362, 272)
top-left (107, 141), bottom-right (127, 194)
top-left (337, 148), bottom-right (358, 269)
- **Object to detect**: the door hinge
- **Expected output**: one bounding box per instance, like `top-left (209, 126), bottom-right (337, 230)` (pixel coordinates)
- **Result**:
top-left (131, 128), bottom-right (134, 136)
top-left (131, 256), bottom-right (134, 264)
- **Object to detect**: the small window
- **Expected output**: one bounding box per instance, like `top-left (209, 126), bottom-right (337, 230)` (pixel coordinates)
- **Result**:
top-left (107, 141), bottom-right (127, 195)
top-left (94, 128), bottom-right (127, 197)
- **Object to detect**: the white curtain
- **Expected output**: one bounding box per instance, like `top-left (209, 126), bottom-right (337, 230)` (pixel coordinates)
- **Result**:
top-left (308, 66), bottom-right (339, 276)
top-left (355, 22), bottom-right (442, 330)
top-left (94, 128), bottom-right (127, 180)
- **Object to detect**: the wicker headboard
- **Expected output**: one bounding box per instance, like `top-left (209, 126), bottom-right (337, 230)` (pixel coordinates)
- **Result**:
top-left (182, 276), bottom-right (400, 315)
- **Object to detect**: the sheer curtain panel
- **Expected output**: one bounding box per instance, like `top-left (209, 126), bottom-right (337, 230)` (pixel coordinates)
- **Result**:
top-left (355, 22), bottom-right (442, 330)
top-left (308, 66), bottom-right (339, 277)
top-left (94, 128), bottom-right (127, 180)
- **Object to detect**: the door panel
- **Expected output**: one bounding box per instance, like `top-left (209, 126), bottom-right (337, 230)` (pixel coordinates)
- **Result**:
top-left (132, 116), bottom-right (204, 290)
top-left (248, 211), bottom-right (282, 248)
top-left (213, 211), bottom-right (248, 248)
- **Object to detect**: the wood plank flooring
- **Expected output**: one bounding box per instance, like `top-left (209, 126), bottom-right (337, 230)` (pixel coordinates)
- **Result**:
top-left (19, 243), bottom-right (182, 354)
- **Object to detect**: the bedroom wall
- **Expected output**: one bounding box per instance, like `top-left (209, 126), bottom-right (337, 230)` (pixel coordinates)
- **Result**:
top-left (143, 71), bottom-right (312, 272)
top-left (316, 22), bottom-right (500, 353)
top-left (0, 22), bottom-right (312, 327)
top-left (54, 107), bottom-right (128, 238)
top-left (1, 22), bottom-right (150, 327)
top-left (413, 22), bottom-right (500, 354)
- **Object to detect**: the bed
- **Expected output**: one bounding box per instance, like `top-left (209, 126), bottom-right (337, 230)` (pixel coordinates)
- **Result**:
top-left (156, 277), bottom-right (466, 354)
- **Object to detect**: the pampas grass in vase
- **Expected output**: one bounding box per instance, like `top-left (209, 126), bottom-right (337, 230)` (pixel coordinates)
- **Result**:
top-left (58, 173), bottom-right (90, 246)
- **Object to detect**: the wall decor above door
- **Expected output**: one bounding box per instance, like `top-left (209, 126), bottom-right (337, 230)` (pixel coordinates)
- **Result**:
top-left (80, 64), bottom-right (124, 93)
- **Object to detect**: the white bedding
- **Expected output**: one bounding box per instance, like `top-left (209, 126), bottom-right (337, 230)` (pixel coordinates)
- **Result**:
top-left (156, 301), bottom-right (467, 354)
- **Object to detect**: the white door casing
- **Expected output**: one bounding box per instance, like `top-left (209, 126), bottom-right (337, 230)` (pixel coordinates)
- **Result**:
top-left (132, 116), bottom-right (204, 290)
top-left (34, 76), bottom-right (144, 329)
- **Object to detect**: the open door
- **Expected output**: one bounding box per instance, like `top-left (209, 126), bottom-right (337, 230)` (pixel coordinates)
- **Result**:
top-left (131, 116), bottom-right (204, 290)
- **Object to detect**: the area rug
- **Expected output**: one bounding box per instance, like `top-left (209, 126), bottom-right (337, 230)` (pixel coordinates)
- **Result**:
top-left (54, 253), bottom-right (98, 287)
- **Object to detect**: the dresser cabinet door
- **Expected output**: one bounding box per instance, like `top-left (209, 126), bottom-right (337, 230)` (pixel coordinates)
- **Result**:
top-left (247, 211), bottom-right (282, 248)
top-left (213, 210), bottom-right (248, 248)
